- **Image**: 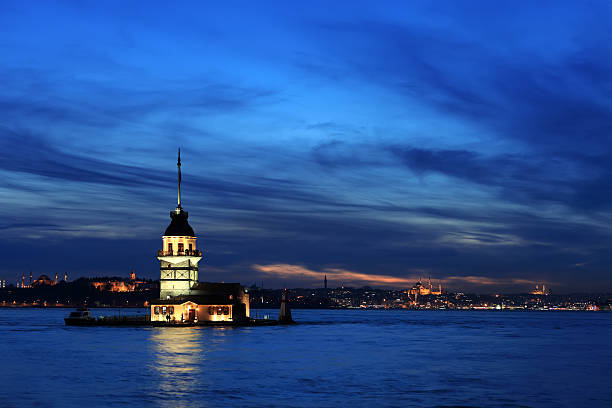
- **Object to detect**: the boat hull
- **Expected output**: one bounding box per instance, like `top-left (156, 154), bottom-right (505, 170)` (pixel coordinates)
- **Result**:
top-left (64, 318), bottom-right (97, 326)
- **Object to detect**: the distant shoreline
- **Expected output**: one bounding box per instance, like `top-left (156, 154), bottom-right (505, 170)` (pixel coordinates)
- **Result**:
top-left (0, 305), bottom-right (608, 312)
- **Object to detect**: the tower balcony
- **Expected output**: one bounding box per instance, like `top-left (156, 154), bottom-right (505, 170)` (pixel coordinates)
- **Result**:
top-left (157, 249), bottom-right (202, 257)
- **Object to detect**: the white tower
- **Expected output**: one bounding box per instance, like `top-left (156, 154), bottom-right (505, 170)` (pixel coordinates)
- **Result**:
top-left (157, 149), bottom-right (203, 299)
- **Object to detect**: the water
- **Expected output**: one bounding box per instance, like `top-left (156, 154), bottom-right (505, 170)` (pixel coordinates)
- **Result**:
top-left (0, 308), bottom-right (610, 408)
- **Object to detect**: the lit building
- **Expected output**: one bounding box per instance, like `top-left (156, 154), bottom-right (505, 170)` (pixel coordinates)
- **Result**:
top-left (31, 274), bottom-right (56, 286)
top-left (408, 277), bottom-right (442, 296)
top-left (150, 150), bottom-right (250, 323)
top-left (405, 277), bottom-right (442, 304)
top-left (530, 284), bottom-right (549, 295)
top-left (90, 269), bottom-right (145, 292)
top-left (91, 280), bottom-right (135, 292)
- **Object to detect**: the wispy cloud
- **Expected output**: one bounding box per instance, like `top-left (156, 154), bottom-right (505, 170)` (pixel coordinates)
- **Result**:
top-left (254, 264), bottom-right (420, 287)
top-left (443, 276), bottom-right (541, 287)
top-left (253, 264), bottom-right (545, 289)
top-left (1, 2), bottom-right (611, 291)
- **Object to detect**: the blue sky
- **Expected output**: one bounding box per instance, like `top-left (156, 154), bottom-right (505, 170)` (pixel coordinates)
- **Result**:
top-left (1, 1), bottom-right (612, 292)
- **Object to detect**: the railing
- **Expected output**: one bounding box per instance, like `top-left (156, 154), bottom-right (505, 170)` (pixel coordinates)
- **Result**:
top-left (157, 249), bottom-right (202, 257)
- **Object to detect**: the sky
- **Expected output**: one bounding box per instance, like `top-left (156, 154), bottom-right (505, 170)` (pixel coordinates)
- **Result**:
top-left (1, 1), bottom-right (612, 292)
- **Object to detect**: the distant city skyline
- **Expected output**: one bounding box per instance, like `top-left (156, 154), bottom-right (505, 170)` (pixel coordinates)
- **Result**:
top-left (2, 2), bottom-right (612, 293)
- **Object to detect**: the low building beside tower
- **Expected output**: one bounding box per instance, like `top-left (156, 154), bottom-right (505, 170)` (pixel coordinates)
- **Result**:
top-left (149, 150), bottom-right (250, 323)
top-left (150, 282), bottom-right (250, 323)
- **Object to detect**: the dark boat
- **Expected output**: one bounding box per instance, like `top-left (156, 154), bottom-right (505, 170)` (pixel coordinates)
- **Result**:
top-left (64, 308), bottom-right (96, 326)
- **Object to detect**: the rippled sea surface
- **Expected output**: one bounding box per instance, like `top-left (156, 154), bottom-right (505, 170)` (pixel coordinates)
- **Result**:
top-left (0, 308), bottom-right (610, 408)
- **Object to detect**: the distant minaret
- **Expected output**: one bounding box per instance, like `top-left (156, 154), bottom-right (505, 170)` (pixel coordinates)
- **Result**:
top-left (324, 274), bottom-right (328, 289)
top-left (64, 272), bottom-right (68, 282)
top-left (130, 268), bottom-right (136, 282)
top-left (54, 273), bottom-right (58, 285)
top-left (29, 271), bottom-right (32, 287)
top-left (21, 275), bottom-right (25, 288)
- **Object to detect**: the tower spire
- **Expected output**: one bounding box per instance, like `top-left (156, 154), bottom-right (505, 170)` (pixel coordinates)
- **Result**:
top-left (177, 148), bottom-right (182, 208)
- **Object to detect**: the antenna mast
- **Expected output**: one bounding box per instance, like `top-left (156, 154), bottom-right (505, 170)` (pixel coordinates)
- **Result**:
top-left (177, 148), bottom-right (182, 208)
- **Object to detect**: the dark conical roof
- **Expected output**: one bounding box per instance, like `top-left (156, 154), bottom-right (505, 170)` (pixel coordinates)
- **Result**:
top-left (164, 207), bottom-right (195, 237)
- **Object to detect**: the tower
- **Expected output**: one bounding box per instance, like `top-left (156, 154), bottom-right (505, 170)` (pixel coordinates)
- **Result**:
top-left (157, 149), bottom-right (202, 299)
top-left (324, 274), bottom-right (327, 289)
top-left (278, 289), bottom-right (294, 324)
top-left (130, 268), bottom-right (136, 282)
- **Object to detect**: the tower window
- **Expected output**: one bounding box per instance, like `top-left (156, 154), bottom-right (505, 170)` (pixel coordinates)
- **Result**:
top-left (178, 243), bottom-right (184, 253)
top-left (189, 243), bottom-right (193, 251)
top-left (168, 243), bottom-right (173, 254)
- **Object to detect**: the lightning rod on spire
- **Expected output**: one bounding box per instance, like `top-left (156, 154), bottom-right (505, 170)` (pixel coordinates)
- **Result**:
top-left (177, 148), bottom-right (182, 208)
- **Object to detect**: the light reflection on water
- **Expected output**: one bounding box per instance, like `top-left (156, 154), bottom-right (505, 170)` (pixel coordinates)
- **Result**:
top-left (0, 308), bottom-right (610, 408)
top-left (150, 328), bottom-right (207, 407)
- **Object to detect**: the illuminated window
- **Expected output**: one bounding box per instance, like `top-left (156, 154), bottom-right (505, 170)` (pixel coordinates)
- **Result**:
top-left (168, 243), bottom-right (173, 253)
top-left (223, 306), bottom-right (229, 315)
top-left (178, 243), bottom-right (184, 253)
top-left (154, 306), bottom-right (160, 315)
top-left (208, 306), bottom-right (214, 315)
top-left (162, 306), bottom-right (167, 314)
top-left (189, 243), bottom-right (193, 252)
top-left (168, 306), bottom-right (174, 314)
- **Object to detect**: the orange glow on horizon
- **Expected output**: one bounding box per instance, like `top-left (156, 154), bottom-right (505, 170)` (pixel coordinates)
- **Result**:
top-left (253, 264), bottom-right (548, 289)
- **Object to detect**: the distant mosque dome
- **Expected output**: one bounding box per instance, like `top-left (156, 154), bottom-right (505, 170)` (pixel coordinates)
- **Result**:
top-left (164, 208), bottom-right (195, 237)
top-left (32, 274), bottom-right (54, 286)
